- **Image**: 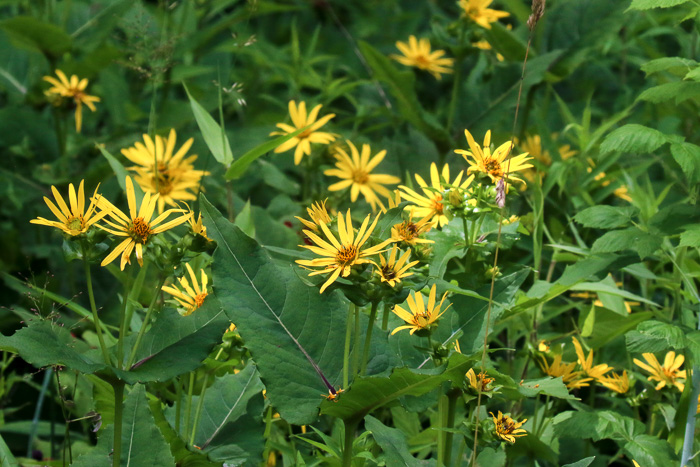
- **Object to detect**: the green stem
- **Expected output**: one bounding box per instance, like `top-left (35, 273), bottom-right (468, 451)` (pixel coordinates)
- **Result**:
top-left (437, 394), bottom-right (445, 467)
top-left (175, 377), bottom-right (182, 435)
top-left (462, 216), bottom-right (470, 250)
top-left (382, 303), bottom-right (390, 331)
top-left (343, 303), bottom-right (353, 388)
top-left (360, 302), bottom-right (379, 376)
top-left (82, 246), bottom-right (111, 366)
top-left (446, 26), bottom-right (465, 137)
top-left (342, 419), bottom-right (358, 467)
top-left (126, 275), bottom-right (168, 369)
top-left (352, 305), bottom-right (361, 380)
top-left (116, 270), bottom-right (133, 369)
top-left (189, 373), bottom-right (210, 446)
top-left (184, 372), bottom-right (195, 438)
top-left (443, 390), bottom-right (459, 467)
top-left (112, 381), bottom-right (125, 467)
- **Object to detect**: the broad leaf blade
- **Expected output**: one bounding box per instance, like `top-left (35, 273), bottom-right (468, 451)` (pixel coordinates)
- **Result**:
top-left (184, 83), bottom-right (234, 166)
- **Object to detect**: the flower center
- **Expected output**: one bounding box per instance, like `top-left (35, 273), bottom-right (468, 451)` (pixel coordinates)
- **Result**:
top-left (396, 221), bottom-right (419, 241)
top-left (431, 194), bottom-right (444, 214)
top-left (336, 244), bottom-right (358, 265)
top-left (484, 158), bottom-right (504, 178)
top-left (352, 169), bottom-right (369, 184)
top-left (414, 311), bottom-right (430, 327)
top-left (194, 292), bottom-right (208, 309)
top-left (129, 217), bottom-right (152, 244)
top-left (381, 266), bottom-right (396, 280)
top-left (414, 55), bottom-right (430, 69)
top-left (66, 215), bottom-right (85, 232)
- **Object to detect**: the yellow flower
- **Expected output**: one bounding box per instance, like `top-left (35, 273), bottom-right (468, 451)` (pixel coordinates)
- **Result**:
top-left (614, 185), bottom-right (633, 203)
top-left (95, 177), bottom-right (191, 270)
top-left (296, 210), bottom-right (392, 293)
top-left (571, 337), bottom-right (612, 381)
top-left (30, 180), bottom-right (110, 236)
top-left (121, 129), bottom-right (209, 214)
top-left (372, 245), bottom-right (419, 287)
top-left (459, 0), bottom-right (510, 29)
top-left (270, 100), bottom-right (336, 165)
top-left (632, 461), bottom-right (641, 467)
top-left (490, 411), bottom-right (527, 444)
top-left (537, 340), bottom-right (550, 352)
top-left (472, 39), bottom-right (504, 61)
top-left (323, 387), bottom-right (344, 402)
top-left (296, 199), bottom-right (333, 232)
top-left (598, 371), bottom-right (630, 394)
top-left (162, 263), bottom-right (209, 316)
top-left (455, 129), bottom-right (533, 186)
top-left (43, 69), bottom-right (100, 132)
top-left (399, 163), bottom-right (474, 228)
top-left (633, 351), bottom-right (686, 392)
top-left (324, 141), bottom-right (400, 212)
top-left (391, 284), bottom-right (450, 335)
top-left (187, 210), bottom-right (211, 241)
top-left (539, 354), bottom-right (593, 389)
top-left (391, 212), bottom-right (435, 245)
top-left (390, 36), bottom-right (454, 80)
top-left (466, 368), bottom-right (494, 392)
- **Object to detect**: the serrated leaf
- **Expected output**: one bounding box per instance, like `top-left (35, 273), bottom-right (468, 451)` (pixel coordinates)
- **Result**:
top-left (574, 205), bottom-right (637, 229)
top-left (624, 434), bottom-right (677, 467)
top-left (120, 385), bottom-right (175, 466)
top-left (553, 410), bottom-right (644, 442)
top-left (599, 124), bottom-right (668, 154)
top-left (641, 57), bottom-right (698, 76)
top-left (626, 321), bottom-right (686, 353)
top-left (684, 66), bottom-right (700, 81)
top-left (627, 0), bottom-right (689, 10)
top-left (591, 228), bottom-right (661, 259)
top-left (224, 127), bottom-right (306, 180)
top-left (670, 142), bottom-right (700, 183)
top-left (364, 415), bottom-right (427, 467)
top-left (638, 81), bottom-right (700, 104)
top-left (184, 83), bottom-right (233, 166)
top-left (475, 447), bottom-right (505, 467)
top-left (516, 377), bottom-right (576, 399)
top-left (562, 457), bottom-right (596, 467)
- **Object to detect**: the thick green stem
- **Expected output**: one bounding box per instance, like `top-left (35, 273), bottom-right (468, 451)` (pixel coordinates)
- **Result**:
top-left (189, 373), bottom-right (210, 446)
top-left (116, 270), bottom-right (133, 369)
top-left (437, 394), bottom-right (446, 467)
top-left (443, 390), bottom-right (459, 467)
top-left (184, 372), bottom-right (195, 438)
top-left (82, 248), bottom-right (111, 366)
top-left (360, 302), bottom-right (379, 376)
top-left (352, 305), bottom-right (361, 380)
top-left (343, 303), bottom-right (353, 388)
top-left (112, 381), bottom-right (125, 467)
top-left (461, 216), bottom-right (470, 250)
top-left (342, 419), bottom-right (358, 467)
top-left (126, 276), bottom-right (167, 369)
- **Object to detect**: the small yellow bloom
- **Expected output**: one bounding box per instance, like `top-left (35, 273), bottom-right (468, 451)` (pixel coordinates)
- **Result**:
top-left (490, 411), bottom-right (527, 443)
top-left (399, 163), bottom-right (474, 228)
top-left (598, 370), bottom-right (630, 394)
top-left (472, 39), bottom-right (504, 61)
top-left (633, 351), bottom-right (686, 392)
top-left (296, 199), bottom-right (333, 232)
top-left (43, 69), bottom-right (100, 132)
top-left (466, 368), bottom-right (494, 392)
top-left (95, 177), bottom-right (191, 270)
top-left (162, 263), bottom-right (209, 316)
top-left (391, 284), bottom-right (450, 335)
top-left (296, 209), bottom-right (392, 293)
top-left (187, 210), bottom-right (211, 241)
top-left (572, 337), bottom-right (612, 381)
top-left (372, 245), bottom-right (419, 287)
top-left (390, 36), bottom-right (454, 80)
top-left (455, 129), bottom-right (533, 186)
top-left (31, 180), bottom-right (110, 236)
top-left (502, 215), bottom-right (519, 225)
top-left (323, 387), bottom-right (344, 402)
top-left (324, 141), bottom-right (400, 212)
top-left (539, 354), bottom-right (592, 389)
top-left (459, 0), bottom-right (510, 29)
top-left (270, 100), bottom-right (336, 165)
top-left (121, 129), bottom-right (209, 214)
top-left (537, 340), bottom-right (550, 352)
top-left (391, 212), bottom-right (435, 245)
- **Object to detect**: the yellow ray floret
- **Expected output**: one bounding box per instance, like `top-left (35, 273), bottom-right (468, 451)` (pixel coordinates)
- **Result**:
top-left (572, 337), bottom-right (612, 381)
top-left (491, 411), bottom-right (527, 444)
top-left (455, 129), bottom-right (533, 186)
top-left (390, 36), bottom-right (454, 80)
top-left (43, 69), bottom-right (100, 132)
top-left (31, 180), bottom-right (110, 236)
top-left (270, 100), bottom-right (336, 165)
top-left (391, 284), bottom-right (450, 335)
top-left (459, 0), bottom-right (510, 29)
top-left (296, 209), bottom-right (392, 293)
top-left (633, 351), bottom-right (686, 392)
top-left (372, 245), bottom-right (419, 287)
top-left (296, 199), bottom-right (333, 232)
top-left (162, 263), bottom-right (209, 316)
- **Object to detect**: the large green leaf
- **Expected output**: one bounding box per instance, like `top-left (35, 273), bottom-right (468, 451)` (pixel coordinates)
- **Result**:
top-left (670, 142), bottom-right (700, 183)
top-left (627, 0), bottom-right (689, 10)
top-left (599, 124), bottom-right (668, 155)
top-left (320, 353), bottom-right (473, 422)
top-left (184, 83), bottom-right (234, 166)
top-left (591, 228), bottom-right (662, 259)
top-left (573, 205), bottom-right (637, 229)
top-left (625, 321), bottom-right (686, 353)
top-left (0, 16), bottom-right (71, 57)
top-left (624, 434), bottom-right (677, 467)
top-left (364, 415), bottom-right (428, 467)
top-left (0, 434), bottom-right (17, 467)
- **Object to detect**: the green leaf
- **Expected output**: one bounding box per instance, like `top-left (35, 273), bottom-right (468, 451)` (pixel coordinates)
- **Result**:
top-left (588, 310), bottom-right (654, 350)
top-left (234, 200), bottom-right (256, 239)
top-left (599, 124), bottom-right (668, 155)
top-left (574, 205), bottom-right (637, 229)
top-left (670, 142), bottom-right (700, 183)
top-left (475, 447), bottom-right (506, 467)
top-left (364, 415), bottom-right (425, 467)
top-left (184, 83), bottom-right (233, 166)
top-left (120, 385), bottom-right (175, 466)
top-left (685, 331), bottom-right (700, 361)
top-left (562, 457), bottom-right (596, 467)
top-left (680, 226), bottom-right (700, 247)
top-left (638, 81), bottom-right (700, 104)
top-left (516, 377), bottom-right (576, 399)
top-left (201, 196), bottom-right (353, 425)
top-left (320, 353), bottom-right (473, 422)
top-left (0, 434), bottom-right (18, 467)
top-left (624, 434), bottom-right (677, 467)
top-left (641, 57), bottom-right (698, 76)
top-left (0, 16), bottom-right (71, 57)
top-left (627, 0), bottom-right (689, 10)
top-left (553, 410), bottom-right (644, 442)
top-left (591, 228), bottom-right (662, 259)
top-left (224, 128), bottom-right (306, 180)
top-left (626, 321), bottom-right (686, 353)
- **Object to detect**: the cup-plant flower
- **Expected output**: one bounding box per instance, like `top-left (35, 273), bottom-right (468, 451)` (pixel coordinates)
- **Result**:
top-left (162, 263), bottom-right (209, 316)
top-left (372, 245), bottom-right (419, 287)
top-left (95, 177), bottom-right (191, 270)
top-left (324, 141), bottom-right (400, 212)
top-left (572, 337), bottom-right (612, 381)
top-left (296, 199), bottom-right (333, 233)
top-left (43, 69), bottom-right (100, 132)
top-left (455, 129), bottom-right (533, 186)
top-left (390, 36), bottom-right (454, 80)
top-left (390, 284), bottom-right (450, 335)
top-left (296, 209), bottom-right (392, 293)
top-left (31, 180), bottom-right (111, 237)
top-left (633, 351), bottom-right (686, 392)
top-left (459, 0), bottom-right (510, 29)
top-left (598, 370), bottom-right (630, 394)
top-left (490, 411), bottom-right (527, 444)
top-left (539, 354), bottom-right (592, 390)
top-left (391, 212), bottom-right (435, 245)
top-left (270, 100), bottom-right (336, 165)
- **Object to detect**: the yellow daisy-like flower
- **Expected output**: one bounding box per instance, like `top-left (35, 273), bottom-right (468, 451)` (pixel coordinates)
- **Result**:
top-left (270, 100), bottom-right (336, 165)
top-left (43, 69), bottom-right (100, 132)
top-left (95, 177), bottom-right (191, 270)
top-left (455, 129), bottom-right (533, 186)
top-left (466, 368), bottom-right (495, 392)
top-left (187, 210), bottom-right (211, 241)
top-left (296, 210), bottom-right (392, 293)
top-left (372, 245), bottom-right (419, 287)
top-left (473, 39), bottom-right (504, 61)
top-left (390, 36), bottom-right (454, 80)
top-left (296, 199), bottom-right (333, 232)
top-left (459, 0), bottom-right (510, 29)
top-left (571, 337), bottom-right (612, 381)
top-left (633, 351), bottom-right (687, 392)
top-left (539, 354), bottom-right (593, 390)
top-left (162, 263), bottom-right (209, 316)
top-left (598, 370), bottom-right (630, 394)
top-left (30, 180), bottom-right (110, 236)
top-left (490, 411), bottom-right (527, 444)
top-left (399, 163), bottom-right (474, 228)
top-left (391, 212), bottom-right (435, 245)
top-left (324, 141), bottom-right (400, 212)
top-left (121, 129), bottom-right (209, 214)
top-left (391, 284), bottom-right (450, 335)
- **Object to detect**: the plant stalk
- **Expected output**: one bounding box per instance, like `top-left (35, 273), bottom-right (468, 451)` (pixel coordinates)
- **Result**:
top-left (343, 303), bottom-right (354, 388)
top-left (112, 381), bottom-right (125, 467)
top-left (360, 301), bottom-right (379, 375)
top-left (126, 275), bottom-right (168, 369)
top-left (342, 419), bottom-right (358, 467)
top-left (82, 247), bottom-right (111, 366)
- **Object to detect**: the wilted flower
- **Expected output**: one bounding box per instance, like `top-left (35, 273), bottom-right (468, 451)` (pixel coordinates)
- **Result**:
top-left (391, 212), bottom-right (435, 245)
top-left (466, 368), bottom-right (494, 392)
top-left (598, 371), bottom-right (630, 394)
top-left (390, 36), bottom-right (454, 80)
